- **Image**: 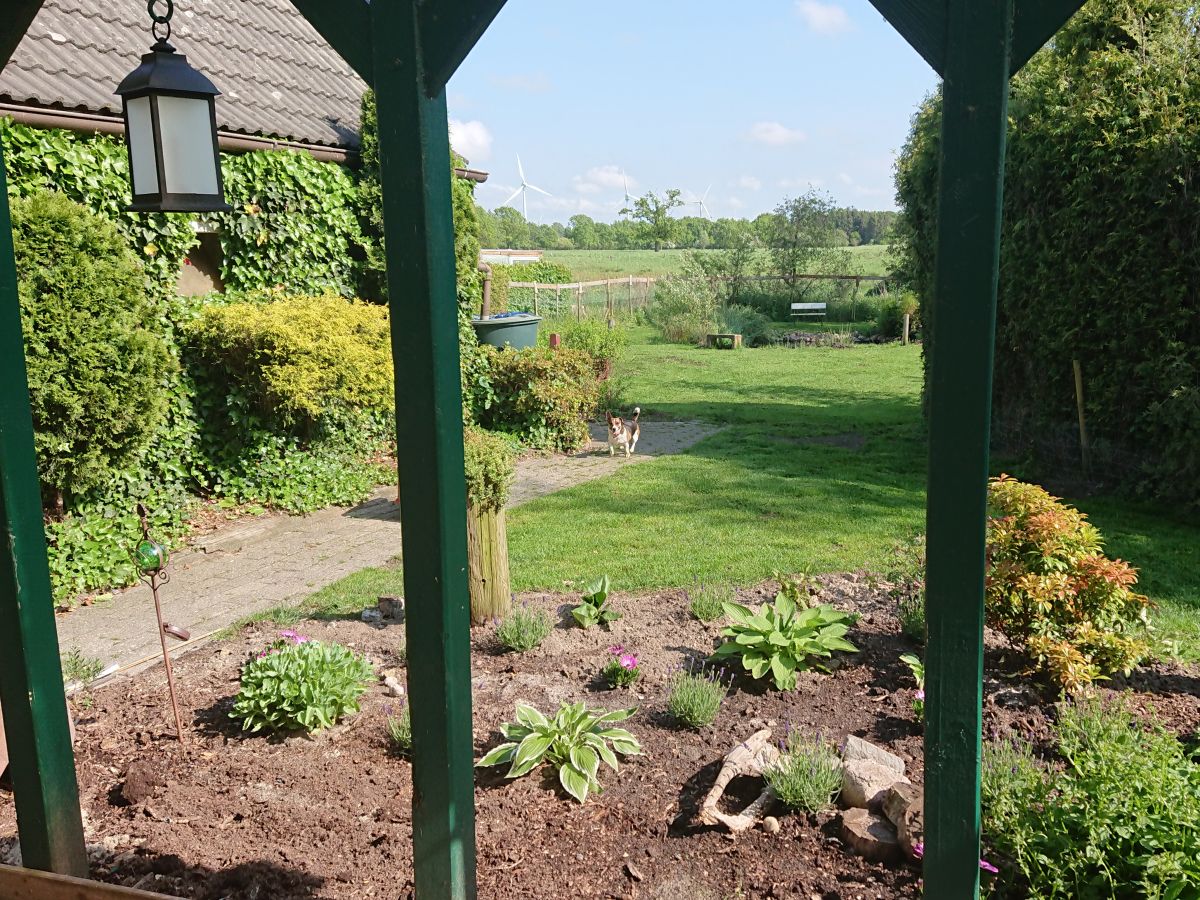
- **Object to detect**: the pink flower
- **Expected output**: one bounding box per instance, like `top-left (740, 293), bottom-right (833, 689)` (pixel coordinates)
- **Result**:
top-left (619, 653), bottom-right (638, 670)
top-left (912, 842), bottom-right (924, 859)
top-left (915, 689), bottom-right (925, 701)
top-left (980, 859), bottom-right (999, 874)
top-left (607, 645), bottom-right (624, 655)
top-left (280, 630), bottom-right (310, 644)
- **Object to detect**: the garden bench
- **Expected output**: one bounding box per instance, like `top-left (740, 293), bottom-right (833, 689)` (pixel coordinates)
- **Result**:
top-left (790, 302), bottom-right (827, 318)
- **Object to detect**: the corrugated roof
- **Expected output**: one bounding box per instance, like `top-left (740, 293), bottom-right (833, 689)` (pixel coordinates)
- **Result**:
top-left (0, 0), bottom-right (366, 149)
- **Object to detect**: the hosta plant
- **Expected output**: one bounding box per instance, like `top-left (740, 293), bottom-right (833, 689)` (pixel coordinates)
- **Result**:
top-left (571, 574), bottom-right (621, 629)
top-left (711, 592), bottom-right (857, 690)
top-left (476, 702), bottom-right (641, 803)
top-left (231, 638), bottom-right (375, 733)
top-left (900, 653), bottom-right (924, 720)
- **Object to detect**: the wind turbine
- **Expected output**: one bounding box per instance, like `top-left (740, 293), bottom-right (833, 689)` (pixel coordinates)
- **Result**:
top-left (501, 154), bottom-right (551, 220)
top-left (687, 185), bottom-right (713, 219)
top-left (621, 169), bottom-right (635, 207)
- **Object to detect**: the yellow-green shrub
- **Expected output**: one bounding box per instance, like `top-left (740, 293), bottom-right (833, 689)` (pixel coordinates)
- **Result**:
top-left (463, 425), bottom-right (515, 511)
top-left (985, 475), bottom-right (1151, 691)
top-left (187, 293), bottom-right (393, 422)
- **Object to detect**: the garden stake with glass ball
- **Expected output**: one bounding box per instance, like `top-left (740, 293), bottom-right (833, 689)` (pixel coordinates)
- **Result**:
top-left (133, 503), bottom-right (185, 743)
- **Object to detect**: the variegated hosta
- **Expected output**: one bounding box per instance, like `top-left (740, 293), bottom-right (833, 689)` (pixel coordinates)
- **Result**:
top-left (476, 702), bottom-right (641, 804)
top-left (710, 593), bottom-right (858, 690)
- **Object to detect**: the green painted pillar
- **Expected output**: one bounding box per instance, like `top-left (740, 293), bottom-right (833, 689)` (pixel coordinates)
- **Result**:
top-left (0, 135), bottom-right (88, 876)
top-left (923, 1), bottom-right (1013, 897)
top-left (369, 1), bottom-right (477, 897)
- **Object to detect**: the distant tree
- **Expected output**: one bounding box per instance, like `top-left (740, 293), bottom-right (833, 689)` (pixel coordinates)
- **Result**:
top-left (621, 189), bottom-right (683, 251)
top-left (766, 190), bottom-right (851, 291)
top-left (567, 214), bottom-right (601, 249)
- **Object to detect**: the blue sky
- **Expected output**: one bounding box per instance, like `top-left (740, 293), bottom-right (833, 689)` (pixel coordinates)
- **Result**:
top-left (447, 1), bottom-right (939, 223)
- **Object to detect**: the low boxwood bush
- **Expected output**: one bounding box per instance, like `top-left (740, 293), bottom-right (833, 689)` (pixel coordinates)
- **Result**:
top-left (476, 346), bottom-right (599, 451)
top-left (231, 636), bottom-right (375, 733)
top-left (986, 475), bottom-right (1151, 691)
top-left (463, 425), bottom-right (515, 511)
top-left (982, 698), bottom-right (1200, 897)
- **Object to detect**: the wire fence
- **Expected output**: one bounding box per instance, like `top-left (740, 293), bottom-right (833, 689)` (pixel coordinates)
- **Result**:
top-left (506, 273), bottom-right (894, 324)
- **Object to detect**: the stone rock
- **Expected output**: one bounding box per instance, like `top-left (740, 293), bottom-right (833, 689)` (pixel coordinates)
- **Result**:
top-left (840, 808), bottom-right (902, 864)
top-left (361, 608), bottom-right (383, 624)
top-left (842, 736), bottom-right (905, 776)
top-left (120, 760), bottom-right (163, 806)
top-left (842, 759), bottom-right (909, 810)
top-left (762, 816), bottom-right (781, 834)
top-left (382, 676), bottom-right (405, 698)
top-left (882, 782), bottom-right (924, 859)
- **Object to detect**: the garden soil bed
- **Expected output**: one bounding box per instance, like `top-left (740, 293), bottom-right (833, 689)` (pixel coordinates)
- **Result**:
top-left (3, 575), bottom-right (1199, 899)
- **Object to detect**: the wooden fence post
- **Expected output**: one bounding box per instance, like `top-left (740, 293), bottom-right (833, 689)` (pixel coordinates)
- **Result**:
top-left (533, 284), bottom-right (539, 316)
top-left (921, 1), bottom-right (1014, 896)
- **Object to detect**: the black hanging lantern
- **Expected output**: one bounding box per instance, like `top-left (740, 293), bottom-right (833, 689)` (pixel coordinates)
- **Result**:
top-left (116, 0), bottom-right (230, 213)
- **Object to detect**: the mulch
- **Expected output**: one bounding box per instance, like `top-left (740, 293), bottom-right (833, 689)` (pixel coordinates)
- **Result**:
top-left (2, 574), bottom-right (1198, 899)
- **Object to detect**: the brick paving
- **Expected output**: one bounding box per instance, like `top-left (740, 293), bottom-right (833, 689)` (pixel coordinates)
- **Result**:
top-left (55, 421), bottom-right (720, 674)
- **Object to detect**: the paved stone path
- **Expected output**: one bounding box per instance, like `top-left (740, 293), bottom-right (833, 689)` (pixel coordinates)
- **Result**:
top-left (56, 421), bottom-right (719, 675)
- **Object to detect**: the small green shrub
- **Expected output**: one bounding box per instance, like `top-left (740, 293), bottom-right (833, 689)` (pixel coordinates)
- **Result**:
top-left (981, 698), bottom-right (1200, 897)
top-left (476, 702), bottom-right (642, 804)
top-left (12, 190), bottom-right (172, 502)
top-left (649, 267), bottom-right (719, 344)
top-left (711, 592), bottom-right (857, 691)
top-left (601, 645), bottom-right (641, 688)
top-left (231, 636), bottom-right (374, 733)
top-left (874, 293), bottom-right (920, 341)
top-left (542, 318), bottom-right (629, 377)
top-left (495, 603), bottom-right (553, 652)
top-left (572, 575), bottom-right (620, 629)
top-left (667, 666), bottom-right (728, 728)
top-left (987, 475), bottom-right (1151, 691)
top-left (463, 425), bottom-right (515, 511)
top-left (687, 583), bottom-right (731, 623)
top-left (764, 734), bottom-right (843, 813)
top-left (60, 648), bottom-right (104, 685)
top-left (386, 702), bottom-right (412, 756)
top-left (719, 304), bottom-right (771, 346)
top-left (477, 346), bottom-right (599, 451)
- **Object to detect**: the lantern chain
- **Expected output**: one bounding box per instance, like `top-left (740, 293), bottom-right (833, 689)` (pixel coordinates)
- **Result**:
top-left (148, 0), bottom-right (174, 43)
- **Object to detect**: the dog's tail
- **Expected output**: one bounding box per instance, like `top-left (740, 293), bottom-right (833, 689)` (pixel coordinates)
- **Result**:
top-left (633, 406), bottom-right (641, 422)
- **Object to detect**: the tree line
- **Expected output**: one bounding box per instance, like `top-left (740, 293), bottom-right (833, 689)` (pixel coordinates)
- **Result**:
top-left (477, 195), bottom-right (896, 251)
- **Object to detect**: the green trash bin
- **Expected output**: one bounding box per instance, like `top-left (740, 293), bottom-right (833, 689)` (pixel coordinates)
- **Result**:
top-left (471, 313), bottom-right (542, 350)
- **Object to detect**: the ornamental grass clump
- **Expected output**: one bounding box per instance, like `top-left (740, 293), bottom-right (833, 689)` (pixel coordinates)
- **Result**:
top-left (986, 475), bottom-right (1151, 692)
top-left (764, 733), bottom-right (843, 813)
top-left (495, 602), bottom-right (553, 652)
top-left (476, 702), bottom-right (642, 804)
top-left (667, 663), bottom-right (728, 728)
top-left (231, 635), bottom-right (374, 734)
top-left (710, 590), bottom-right (857, 691)
top-left (385, 701), bottom-right (412, 756)
top-left (687, 582), bottom-right (730, 623)
top-left (601, 645), bottom-right (641, 688)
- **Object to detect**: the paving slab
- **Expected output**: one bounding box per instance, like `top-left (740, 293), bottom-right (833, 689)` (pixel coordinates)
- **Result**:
top-left (54, 420), bottom-right (720, 676)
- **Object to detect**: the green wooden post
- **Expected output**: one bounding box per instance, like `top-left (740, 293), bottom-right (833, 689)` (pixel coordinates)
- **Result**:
top-left (922, 1), bottom-right (1013, 896)
top-left (0, 139), bottom-right (89, 877)
top-left (369, 2), bottom-right (477, 897)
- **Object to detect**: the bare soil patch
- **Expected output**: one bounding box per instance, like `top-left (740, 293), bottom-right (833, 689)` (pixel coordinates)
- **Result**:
top-left (3, 575), bottom-right (1198, 899)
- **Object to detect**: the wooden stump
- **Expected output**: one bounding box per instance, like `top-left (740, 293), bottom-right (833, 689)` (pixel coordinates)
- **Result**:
top-left (466, 503), bottom-right (511, 625)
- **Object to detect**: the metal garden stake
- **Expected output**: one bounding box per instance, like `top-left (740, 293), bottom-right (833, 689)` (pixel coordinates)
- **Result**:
top-left (133, 504), bottom-right (185, 742)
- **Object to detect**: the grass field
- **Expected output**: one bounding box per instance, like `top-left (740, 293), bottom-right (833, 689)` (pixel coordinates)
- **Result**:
top-left (281, 327), bottom-right (1200, 661)
top-left (544, 245), bottom-right (892, 281)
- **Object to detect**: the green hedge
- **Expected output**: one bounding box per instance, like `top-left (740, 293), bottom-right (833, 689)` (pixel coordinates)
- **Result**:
top-left (477, 347), bottom-right (599, 451)
top-left (893, 0), bottom-right (1200, 509)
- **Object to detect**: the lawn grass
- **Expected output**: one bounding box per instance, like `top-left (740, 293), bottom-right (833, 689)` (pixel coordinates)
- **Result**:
top-left (507, 338), bottom-right (927, 590)
top-left (544, 246), bottom-right (892, 281)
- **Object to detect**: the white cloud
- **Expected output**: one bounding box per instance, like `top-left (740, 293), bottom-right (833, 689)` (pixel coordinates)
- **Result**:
top-left (795, 1), bottom-right (851, 34)
top-left (727, 196), bottom-right (746, 209)
top-left (837, 172), bottom-right (854, 185)
top-left (448, 119), bottom-right (493, 163)
top-left (748, 121), bottom-right (807, 146)
top-left (736, 175), bottom-right (763, 191)
top-left (487, 72), bottom-right (553, 94)
top-left (572, 165), bottom-right (636, 195)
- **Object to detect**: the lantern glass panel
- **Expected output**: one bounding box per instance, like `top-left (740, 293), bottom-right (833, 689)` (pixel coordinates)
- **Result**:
top-left (157, 95), bottom-right (219, 195)
top-left (125, 96), bottom-right (159, 195)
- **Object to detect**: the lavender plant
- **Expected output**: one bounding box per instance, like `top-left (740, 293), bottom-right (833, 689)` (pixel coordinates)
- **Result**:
top-left (385, 700), bottom-right (412, 756)
top-left (667, 662), bottom-right (729, 728)
top-left (496, 602), bottom-right (552, 652)
top-left (764, 733), bottom-right (842, 813)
